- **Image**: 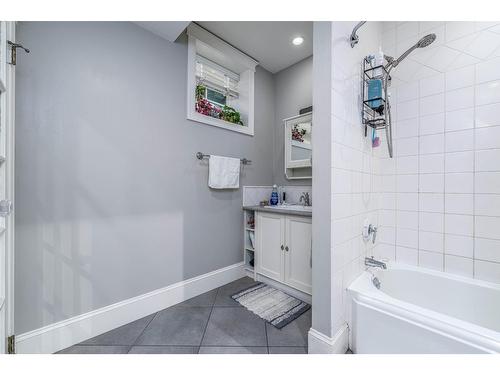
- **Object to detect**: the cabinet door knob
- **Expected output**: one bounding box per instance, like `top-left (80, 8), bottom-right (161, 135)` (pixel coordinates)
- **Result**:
top-left (281, 245), bottom-right (284, 251)
top-left (285, 246), bottom-right (289, 252)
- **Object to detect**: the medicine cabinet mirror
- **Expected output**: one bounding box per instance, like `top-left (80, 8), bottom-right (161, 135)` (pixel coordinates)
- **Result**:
top-left (284, 112), bottom-right (312, 180)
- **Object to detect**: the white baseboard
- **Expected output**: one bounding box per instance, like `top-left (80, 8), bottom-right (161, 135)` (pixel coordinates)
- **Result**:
top-left (308, 323), bottom-right (349, 354)
top-left (16, 262), bottom-right (245, 354)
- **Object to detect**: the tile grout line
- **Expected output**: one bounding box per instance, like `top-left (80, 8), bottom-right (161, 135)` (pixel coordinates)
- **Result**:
top-left (126, 311), bottom-right (159, 354)
top-left (442, 67), bottom-right (447, 272)
top-left (472, 58), bottom-right (477, 278)
top-left (264, 318), bottom-right (269, 354)
top-left (417, 70), bottom-right (421, 268)
top-left (197, 287), bottom-right (218, 354)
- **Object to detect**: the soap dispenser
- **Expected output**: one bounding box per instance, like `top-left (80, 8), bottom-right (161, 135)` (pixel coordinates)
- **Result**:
top-left (270, 185), bottom-right (279, 206)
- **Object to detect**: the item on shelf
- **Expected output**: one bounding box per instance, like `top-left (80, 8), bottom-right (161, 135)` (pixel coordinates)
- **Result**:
top-left (196, 84), bottom-right (206, 100)
top-left (291, 123), bottom-right (307, 142)
top-left (195, 97), bottom-right (221, 118)
top-left (270, 185), bottom-right (279, 206)
top-left (372, 129), bottom-right (380, 148)
top-left (367, 78), bottom-right (384, 115)
top-left (195, 85), bottom-right (244, 126)
top-left (248, 231), bottom-right (255, 248)
top-left (247, 214), bottom-right (255, 229)
top-left (220, 105), bottom-right (243, 125)
top-left (299, 105), bottom-right (312, 115)
top-left (259, 200), bottom-right (269, 206)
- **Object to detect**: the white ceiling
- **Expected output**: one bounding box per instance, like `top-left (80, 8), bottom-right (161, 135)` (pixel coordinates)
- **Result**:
top-left (198, 22), bottom-right (313, 74)
top-left (134, 21), bottom-right (313, 74)
top-left (134, 21), bottom-right (190, 42)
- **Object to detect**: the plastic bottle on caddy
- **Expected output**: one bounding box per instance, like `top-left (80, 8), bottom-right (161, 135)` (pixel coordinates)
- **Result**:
top-left (367, 47), bottom-right (385, 115)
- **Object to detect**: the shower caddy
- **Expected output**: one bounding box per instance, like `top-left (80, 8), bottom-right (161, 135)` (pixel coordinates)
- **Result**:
top-left (362, 56), bottom-right (393, 158)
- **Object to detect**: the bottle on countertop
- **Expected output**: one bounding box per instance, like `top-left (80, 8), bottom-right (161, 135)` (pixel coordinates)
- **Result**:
top-left (270, 184), bottom-right (279, 206)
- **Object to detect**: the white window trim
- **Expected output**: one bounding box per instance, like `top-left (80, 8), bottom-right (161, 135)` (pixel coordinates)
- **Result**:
top-left (186, 23), bottom-right (258, 136)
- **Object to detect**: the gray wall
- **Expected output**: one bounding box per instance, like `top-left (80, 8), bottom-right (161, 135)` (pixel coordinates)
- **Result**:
top-left (311, 22), bottom-right (333, 338)
top-left (273, 56), bottom-right (313, 186)
top-left (15, 22), bottom-right (275, 334)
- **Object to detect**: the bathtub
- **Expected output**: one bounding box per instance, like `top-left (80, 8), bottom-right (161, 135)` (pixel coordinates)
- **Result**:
top-left (348, 263), bottom-right (500, 353)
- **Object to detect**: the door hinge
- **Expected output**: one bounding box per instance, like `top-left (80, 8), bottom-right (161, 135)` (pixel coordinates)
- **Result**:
top-left (7, 335), bottom-right (15, 354)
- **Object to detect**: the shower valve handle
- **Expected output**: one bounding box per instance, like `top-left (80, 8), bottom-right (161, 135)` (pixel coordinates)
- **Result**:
top-left (368, 224), bottom-right (377, 244)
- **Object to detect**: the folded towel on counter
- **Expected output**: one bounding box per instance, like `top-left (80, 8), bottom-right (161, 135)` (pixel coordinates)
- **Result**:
top-left (208, 155), bottom-right (240, 189)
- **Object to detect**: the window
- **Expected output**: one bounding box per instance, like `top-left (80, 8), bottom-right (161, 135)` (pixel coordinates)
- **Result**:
top-left (186, 23), bottom-right (258, 136)
top-left (206, 88), bottom-right (226, 107)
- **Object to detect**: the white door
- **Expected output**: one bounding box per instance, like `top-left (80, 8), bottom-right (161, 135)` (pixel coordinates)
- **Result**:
top-left (0, 21), bottom-right (16, 354)
top-left (256, 212), bottom-right (284, 282)
top-left (284, 216), bottom-right (312, 294)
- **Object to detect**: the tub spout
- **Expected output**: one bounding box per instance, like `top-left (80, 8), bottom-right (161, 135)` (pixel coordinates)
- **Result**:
top-left (365, 256), bottom-right (387, 269)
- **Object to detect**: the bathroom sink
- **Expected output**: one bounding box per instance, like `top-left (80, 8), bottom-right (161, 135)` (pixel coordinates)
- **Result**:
top-left (264, 204), bottom-right (312, 212)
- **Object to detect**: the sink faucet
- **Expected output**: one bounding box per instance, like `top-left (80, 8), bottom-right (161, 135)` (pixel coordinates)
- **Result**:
top-left (364, 256), bottom-right (387, 270)
top-left (299, 192), bottom-right (311, 206)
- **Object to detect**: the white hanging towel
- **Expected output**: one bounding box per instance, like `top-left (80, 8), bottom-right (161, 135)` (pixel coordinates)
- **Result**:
top-left (208, 155), bottom-right (240, 189)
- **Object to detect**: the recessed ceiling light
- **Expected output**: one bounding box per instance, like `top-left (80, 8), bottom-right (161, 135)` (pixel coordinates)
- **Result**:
top-left (292, 36), bottom-right (304, 46)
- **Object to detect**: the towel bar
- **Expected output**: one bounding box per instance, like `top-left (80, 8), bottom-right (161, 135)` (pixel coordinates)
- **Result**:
top-left (196, 152), bottom-right (251, 165)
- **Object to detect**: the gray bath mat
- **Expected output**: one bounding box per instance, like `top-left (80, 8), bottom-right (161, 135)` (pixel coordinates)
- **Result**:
top-left (231, 282), bottom-right (310, 329)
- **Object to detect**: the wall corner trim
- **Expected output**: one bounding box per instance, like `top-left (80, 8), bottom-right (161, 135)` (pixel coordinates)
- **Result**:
top-left (307, 323), bottom-right (349, 354)
top-left (15, 262), bottom-right (245, 354)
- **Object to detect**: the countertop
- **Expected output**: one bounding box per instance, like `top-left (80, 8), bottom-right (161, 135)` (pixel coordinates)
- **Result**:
top-left (243, 205), bottom-right (312, 217)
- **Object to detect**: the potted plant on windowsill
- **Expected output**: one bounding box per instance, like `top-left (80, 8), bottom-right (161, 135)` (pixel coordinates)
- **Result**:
top-left (195, 84), bottom-right (244, 126)
top-left (220, 105), bottom-right (243, 125)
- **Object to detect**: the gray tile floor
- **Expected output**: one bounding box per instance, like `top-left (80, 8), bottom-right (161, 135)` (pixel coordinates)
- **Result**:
top-left (57, 277), bottom-right (310, 354)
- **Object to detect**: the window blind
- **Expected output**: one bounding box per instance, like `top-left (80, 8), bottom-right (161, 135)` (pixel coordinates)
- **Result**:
top-left (195, 55), bottom-right (239, 98)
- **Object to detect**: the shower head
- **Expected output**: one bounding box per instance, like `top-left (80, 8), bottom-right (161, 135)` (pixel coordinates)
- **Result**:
top-left (417, 33), bottom-right (436, 48)
top-left (386, 33), bottom-right (436, 69)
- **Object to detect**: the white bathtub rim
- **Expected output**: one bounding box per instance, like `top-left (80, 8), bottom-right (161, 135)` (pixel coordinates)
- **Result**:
top-left (383, 262), bottom-right (500, 292)
top-left (349, 272), bottom-right (500, 345)
top-left (348, 265), bottom-right (500, 353)
top-left (351, 293), bottom-right (499, 353)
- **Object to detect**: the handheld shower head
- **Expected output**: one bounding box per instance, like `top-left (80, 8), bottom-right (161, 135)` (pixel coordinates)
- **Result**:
top-left (417, 33), bottom-right (437, 48)
top-left (387, 33), bottom-right (436, 69)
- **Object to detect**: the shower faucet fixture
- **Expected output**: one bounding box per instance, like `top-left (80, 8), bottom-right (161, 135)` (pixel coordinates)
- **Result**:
top-left (365, 256), bottom-right (387, 270)
top-left (362, 219), bottom-right (378, 244)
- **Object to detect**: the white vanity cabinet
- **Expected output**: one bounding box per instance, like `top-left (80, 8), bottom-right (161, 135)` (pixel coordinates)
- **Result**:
top-left (255, 211), bottom-right (312, 295)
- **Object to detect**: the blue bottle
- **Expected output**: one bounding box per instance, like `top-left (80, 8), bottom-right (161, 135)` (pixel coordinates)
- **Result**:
top-left (270, 185), bottom-right (279, 206)
top-left (368, 79), bottom-right (384, 115)
top-left (367, 47), bottom-right (385, 115)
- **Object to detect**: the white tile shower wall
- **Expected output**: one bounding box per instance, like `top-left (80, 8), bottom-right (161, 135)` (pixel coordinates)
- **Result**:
top-left (330, 21), bottom-right (382, 335)
top-left (378, 21), bottom-right (500, 284)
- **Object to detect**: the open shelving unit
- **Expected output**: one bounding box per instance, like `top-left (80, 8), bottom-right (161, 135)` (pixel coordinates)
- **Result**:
top-left (243, 209), bottom-right (256, 277)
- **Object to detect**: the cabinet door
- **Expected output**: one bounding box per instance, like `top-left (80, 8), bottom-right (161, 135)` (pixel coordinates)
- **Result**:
top-left (256, 212), bottom-right (284, 282)
top-left (284, 216), bottom-right (312, 294)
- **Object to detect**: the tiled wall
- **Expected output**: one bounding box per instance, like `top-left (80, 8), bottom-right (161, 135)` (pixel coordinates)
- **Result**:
top-left (330, 22), bottom-right (381, 333)
top-left (242, 185), bottom-right (312, 206)
top-left (375, 21), bottom-right (500, 284)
